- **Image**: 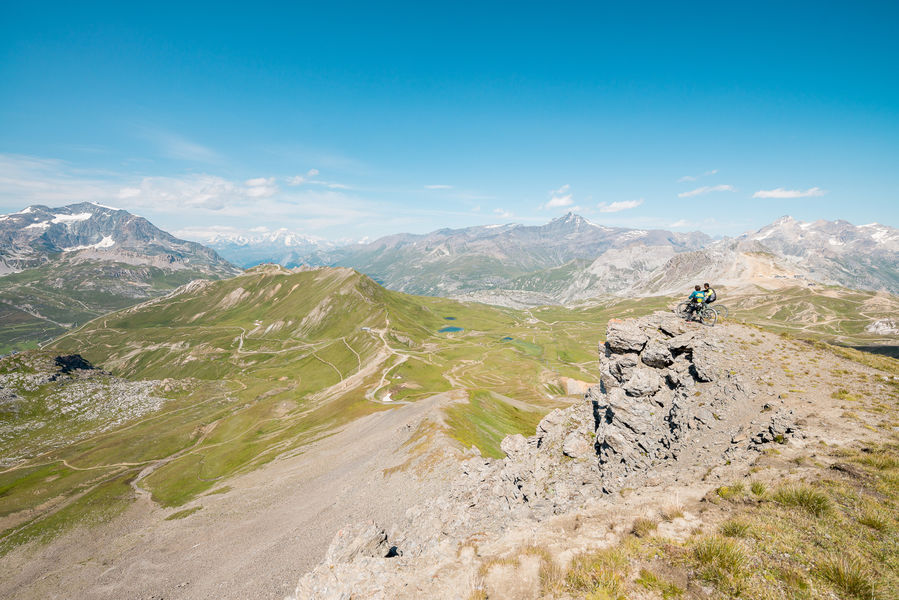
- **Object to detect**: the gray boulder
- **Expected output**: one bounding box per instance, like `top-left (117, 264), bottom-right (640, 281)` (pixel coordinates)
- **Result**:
top-left (641, 340), bottom-right (673, 368)
top-left (606, 320), bottom-right (648, 353)
top-left (623, 367), bottom-right (662, 397)
top-left (562, 432), bottom-right (594, 458)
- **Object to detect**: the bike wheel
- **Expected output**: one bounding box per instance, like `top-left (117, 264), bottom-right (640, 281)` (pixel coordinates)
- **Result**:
top-left (675, 301), bottom-right (690, 318)
top-left (713, 305), bottom-right (728, 318)
top-left (700, 306), bottom-right (717, 326)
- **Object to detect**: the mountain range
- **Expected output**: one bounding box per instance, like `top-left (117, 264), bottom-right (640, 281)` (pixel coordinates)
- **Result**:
top-left (2, 203), bottom-right (898, 351)
top-left (204, 212), bottom-right (899, 305)
top-left (0, 202), bottom-right (238, 351)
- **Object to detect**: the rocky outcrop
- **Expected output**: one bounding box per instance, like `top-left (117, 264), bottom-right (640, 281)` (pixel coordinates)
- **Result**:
top-left (291, 312), bottom-right (798, 599)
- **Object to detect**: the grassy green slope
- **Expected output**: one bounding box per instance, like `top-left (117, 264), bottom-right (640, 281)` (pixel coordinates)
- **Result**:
top-left (720, 285), bottom-right (899, 351)
top-left (4, 266), bottom-right (677, 555)
top-left (0, 258), bottom-right (226, 353)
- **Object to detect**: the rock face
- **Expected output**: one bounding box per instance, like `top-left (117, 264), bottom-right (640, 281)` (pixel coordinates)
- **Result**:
top-left (54, 354), bottom-right (94, 374)
top-left (291, 312), bottom-right (798, 599)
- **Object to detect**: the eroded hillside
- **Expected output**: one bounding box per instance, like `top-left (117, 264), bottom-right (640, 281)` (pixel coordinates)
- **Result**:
top-left (292, 314), bottom-right (899, 600)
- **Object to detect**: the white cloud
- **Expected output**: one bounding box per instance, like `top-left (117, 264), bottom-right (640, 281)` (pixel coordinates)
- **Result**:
top-left (245, 177), bottom-right (278, 198)
top-left (117, 187), bottom-right (141, 199)
top-left (544, 184), bottom-right (573, 208)
top-left (493, 208), bottom-right (513, 218)
top-left (670, 219), bottom-right (691, 227)
top-left (752, 187), bottom-right (826, 199)
top-left (172, 225), bottom-right (242, 242)
top-left (678, 184), bottom-right (735, 198)
top-left (677, 169), bottom-right (718, 183)
top-left (286, 168), bottom-right (321, 186)
top-left (598, 199), bottom-right (644, 213)
top-left (424, 184), bottom-right (453, 190)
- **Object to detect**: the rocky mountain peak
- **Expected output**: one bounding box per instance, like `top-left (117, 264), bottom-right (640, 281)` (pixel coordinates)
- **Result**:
top-left (0, 202), bottom-right (238, 276)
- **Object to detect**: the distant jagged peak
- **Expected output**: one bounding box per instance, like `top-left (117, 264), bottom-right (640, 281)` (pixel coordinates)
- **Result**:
top-left (747, 215), bottom-right (899, 250)
top-left (548, 212), bottom-right (606, 230)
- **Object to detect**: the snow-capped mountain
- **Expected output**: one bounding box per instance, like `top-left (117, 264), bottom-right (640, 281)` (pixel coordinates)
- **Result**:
top-left (746, 216), bottom-right (899, 254)
top-left (203, 229), bottom-right (339, 269)
top-left (0, 202), bottom-right (238, 276)
top-left (737, 216), bottom-right (899, 293)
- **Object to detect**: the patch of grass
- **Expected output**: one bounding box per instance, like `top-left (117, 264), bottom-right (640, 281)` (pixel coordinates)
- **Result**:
top-left (444, 390), bottom-right (544, 458)
top-left (0, 470), bottom-right (134, 557)
top-left (715, 481), bottom-right (745, 501)
top-left (772, 484), bottom-right (831, 517)
top-left (692, 535), bottom-right (746, 583)
top-left (832, 388), bottom-right (860, 402)
top-left (816, 555), bottom-right (876, 599)
top-left (660, 504), bottom-right (684, 521)
top-left (855, 504), bottom-right (890, 531)
top-left (631, 517), bottom-right (658, 537)
top-left (858, 452), bottom-right (899, 470)
top-left (564, 548), bottom-right (628, 599)
top-left (750, 480), bottom-right (767, 496)
top-left (719, 518), bottom-right (751, 538)
top-left (165, 506), bottom-right (202, 520)
top-left (636, 568), bottom-right (683, 599)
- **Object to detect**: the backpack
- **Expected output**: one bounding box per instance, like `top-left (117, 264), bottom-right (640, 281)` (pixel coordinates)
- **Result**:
top-left (706, 289), bottom-right (717, 303)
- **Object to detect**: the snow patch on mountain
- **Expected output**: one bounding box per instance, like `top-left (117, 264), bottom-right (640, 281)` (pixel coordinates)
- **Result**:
top-left (63, 235), bottom-right (116, 252)
top-left (51, 212), bottom-right (92, 224)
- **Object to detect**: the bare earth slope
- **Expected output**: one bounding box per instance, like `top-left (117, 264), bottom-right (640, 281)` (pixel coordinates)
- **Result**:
top-left (0, 392), bottom-right (464, 600)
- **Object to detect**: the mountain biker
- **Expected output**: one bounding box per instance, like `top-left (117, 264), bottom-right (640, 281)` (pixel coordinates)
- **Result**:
top-left (687, 284), bottom-right (707, 320)
top-left (703, 283), bottom-right (717, 304)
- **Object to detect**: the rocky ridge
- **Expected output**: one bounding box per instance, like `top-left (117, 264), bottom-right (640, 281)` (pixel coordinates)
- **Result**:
top-left (291, 313), bottom-right (798, 599)
top-left (0, 352), bottom-right (174, 467)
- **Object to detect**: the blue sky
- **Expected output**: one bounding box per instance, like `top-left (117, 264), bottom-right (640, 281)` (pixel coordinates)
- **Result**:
top-left (1, 1), bottom-right (897, 241)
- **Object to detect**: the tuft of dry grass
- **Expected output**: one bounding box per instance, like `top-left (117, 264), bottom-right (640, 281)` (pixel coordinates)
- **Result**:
top-left (855, 504), bottom-right (890, 531)
top-left (693, 535), bottom-right (746, 584)
top-left (719, 518), bottom-right (750, 538)
top-left (715, 481), bottom-right (745, 501)
top-left (816, 555), bottom-right (876, 599)
top-left (750, 480), bottom-right (767, 496)
top-left (772, 484), bottom-right (831, 517)
top-left (858, 452), bottom-right (899, 470)
top-left (631, 517), bottom-right (658, 537)
top-left (565, 548), bottom-right (628, 599)
top-left (661, 504), bottom-right (685, 521)
top-left (636, 568), bottom-right (684, 599)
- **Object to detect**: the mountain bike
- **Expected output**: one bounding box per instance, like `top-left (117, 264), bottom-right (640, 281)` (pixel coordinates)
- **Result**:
top-left (710, 304), bottom-right (728, 318)
top-left (674, 301), bottom-right (717, 326)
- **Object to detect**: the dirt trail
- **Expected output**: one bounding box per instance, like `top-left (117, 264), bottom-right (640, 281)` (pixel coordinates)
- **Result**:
top-left (0, 393), bottom-right (461, 600)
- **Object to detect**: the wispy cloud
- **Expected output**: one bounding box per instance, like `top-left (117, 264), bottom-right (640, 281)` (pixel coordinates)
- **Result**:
top-left (493, 208), bottom-right (513, 218)
top-left (245, 177), bottom-right (278, 198)
top-left (138, 128), bottom-right (220, 163)
top-left (424, 184), bottom-right (453, 190)
top-left (544, 184), bottom-right (573, 209)
top-left (286, 169), bottom-right (351, 190)
top-left (670, 219), bottom-right (692, 227)
top-left (678, 184), bottom-right (735, 198)
top-left (752, 187), bottom-right (826, 199)
top-left (677, 169), bottom-right (718, 183)
top-left (598, 199), bottom-right (644, 213)
top-left (286, 169), bottom-right (319, 186)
